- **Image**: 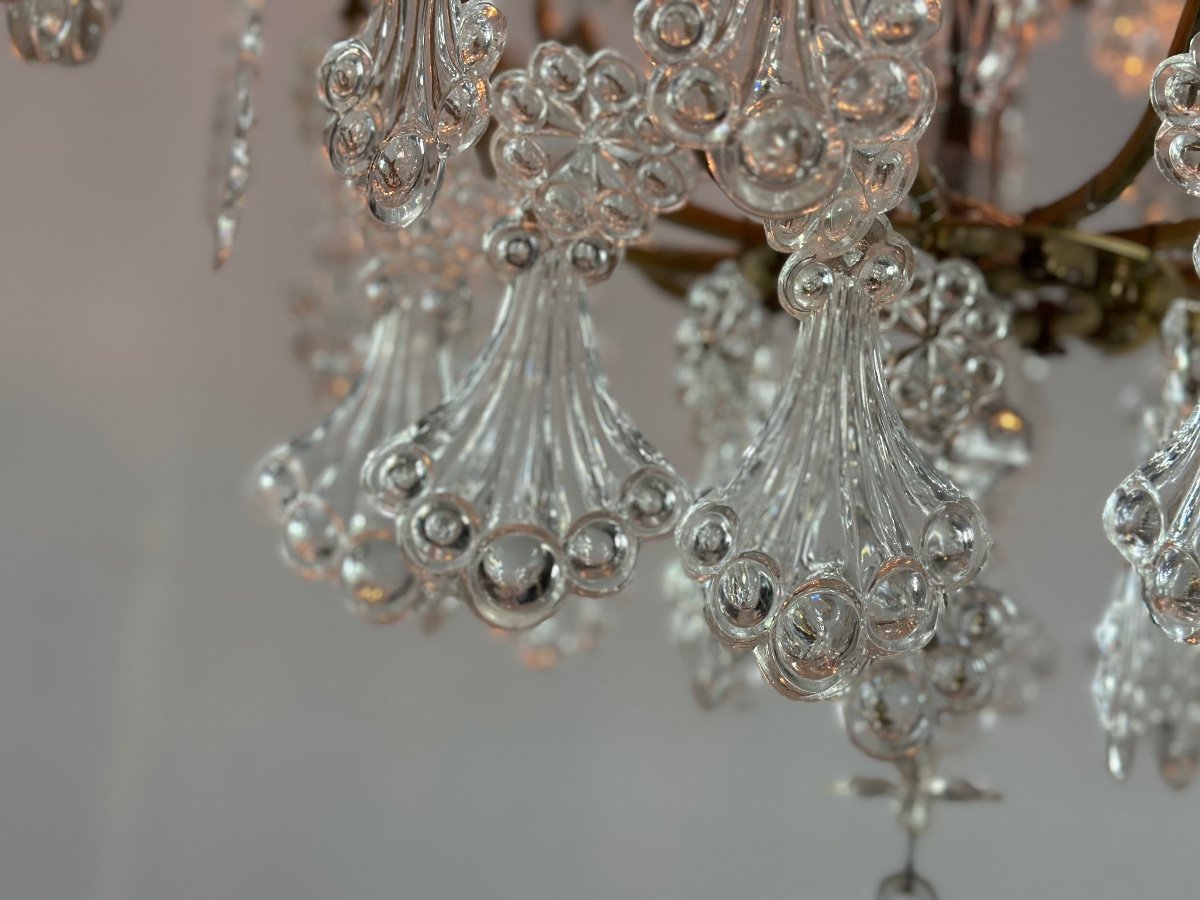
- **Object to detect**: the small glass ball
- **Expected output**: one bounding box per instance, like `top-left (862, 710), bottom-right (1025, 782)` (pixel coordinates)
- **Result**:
top-left (621, 467), bottom-right (684, 535)
top-left (845, 662), bottom-right (932, 759)
top-left (921, 500), bottom-right (988, 587)
top-left (282, 495), bottom-right (342, 578)
top-left (469, 528), bottom-right (567, 629)
top-left (863, 559), bottom-right (934, 654)
top-left (564, 513), bottom-right (637, 596)
top-left (1104, 480), bottom-right (1164, 566)
top-left (710, 552), bottom-right (780, 641)
top-left (404, 495), bottom-right (476, 572)
top-left (340, 532), bottom-right (422, 624)
top-left (677, 505), bottom-right (737, 575)
top-left (769, 582), bottom-right (864, 694)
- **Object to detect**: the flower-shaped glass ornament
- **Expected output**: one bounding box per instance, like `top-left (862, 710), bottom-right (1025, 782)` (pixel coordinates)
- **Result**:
top-left (362, 228), bottom-right (690, 631)
top-left (675, 260), bottom-right (778, 454)
top-left (489, 42), bottom-right (697, 265)
top-left (317, 0), bottom-right (507, 226)
top-left (1094, 567), bottom-right (1200, 788)
top-left (212, 1), bottom-right (265, 270)
top-left (675, 219), bottom-right (993, 702)
top-left (633, 0), bottom-right (938, 244)
top-left (1104, 299), bottom-right (1200, 644)
top-left (666, 262), bottom-right (780, 709)
top-left (882, 250), bottom-right (1013, 449)
top-left (841, 581), bottom-right (1050, 760)
top-left (6, 0), bottom-right (121, 64)
top-left (1151, 34), bottom-right (1200, 199)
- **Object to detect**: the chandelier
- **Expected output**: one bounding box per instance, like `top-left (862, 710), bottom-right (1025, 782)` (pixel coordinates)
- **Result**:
top-left (7, 0), bottom-right (1200, 895)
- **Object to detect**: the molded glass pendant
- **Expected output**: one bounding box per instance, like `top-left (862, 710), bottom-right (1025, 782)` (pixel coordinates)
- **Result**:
top-left (1105, 300), bottom-right (1200, 644)
top-left (6, 0), bottom-right (121, 64)
top-left (258, 285), bottom-right (470, 624)
top-left (363, 242), bottom-right (689, 630)
top-left (257, 156), bottom-right (502, 624)
top-left (633, 0), bottom-right (938, 230)
top-left (318, 0), bottom-right (507, 225)
top-left (1094, 568), bottom-right (1200, 788)
top-left (843, 582), bottom-right (1051, 760)
top-left (666, 261), bottom-right (779, 708)
top-left (675, 222), bottom-right (993, 701)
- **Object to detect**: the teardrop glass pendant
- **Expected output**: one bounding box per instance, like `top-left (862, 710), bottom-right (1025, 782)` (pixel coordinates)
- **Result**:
top-left (363, 243), bottom-right (689, 631)
top-left (318, 0), bottom-right (507, 226)
top-left (675, 221), bottom-right (993, 701)
top-left (212, 1), bottom-right (265, 270)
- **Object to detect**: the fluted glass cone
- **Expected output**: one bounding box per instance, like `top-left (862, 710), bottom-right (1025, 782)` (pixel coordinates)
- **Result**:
top-left (676, 243), bottom-right (992, 701)
top-left (363, 250), bottom-right (688, 630)
top-left (1105, 300), bottom-right (1200, 643)
top-left (256, 290), bottom-right (466, 625)
top-left (1094, 568), bottom-right (1200, 788)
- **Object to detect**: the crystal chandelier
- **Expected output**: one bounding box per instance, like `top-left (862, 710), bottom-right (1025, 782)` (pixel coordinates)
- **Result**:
top-left (9, 0), bottom-right (1200, 895)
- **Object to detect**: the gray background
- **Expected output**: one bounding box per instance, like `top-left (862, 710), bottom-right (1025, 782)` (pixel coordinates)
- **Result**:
top-left (1, 3), bottom-right (1195, 898)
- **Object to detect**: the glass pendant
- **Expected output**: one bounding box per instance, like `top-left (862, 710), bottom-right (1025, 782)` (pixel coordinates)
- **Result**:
top-left (255, 160), bottom-right (500, 624)
top-left (633, 0), bottom-right (938, 227)
top-left (842, 582), bottom-right (1050, 759)
top-left (666, 261), bottom-right (779, 708)
top-left (675, 220), bottom-right (993, 701)
top-left (1151, 35), bottom-right (1200, 199)
top-left (318, 0), bottom-right (507, 226)
top-left (355, 43), bottom-right (695, 633)
top-left (362, 235), bottom-right (689, 629)
top-left (1094, 567), bottom-right (1200, 787)
top-left (1104, 300), bottom-right (1200, 644)
top-left (5, 0), bottom-right (121, 64)
top-left (1098, 297), bottom-right (1200, 784)
top-left (213, 1), bottom-right (265, 270)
